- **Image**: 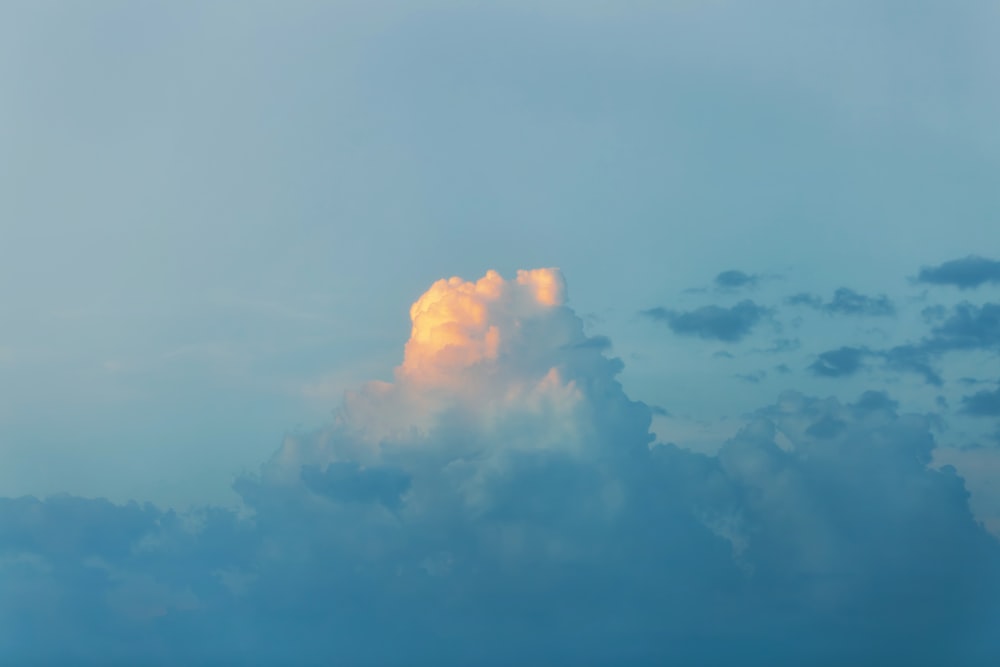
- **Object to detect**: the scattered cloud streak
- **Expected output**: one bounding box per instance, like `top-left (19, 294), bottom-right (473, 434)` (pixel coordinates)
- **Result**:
top-left (808, 346), bottom-right (870, 377)
top-left (881, 301), bottom-right (1000, 385)
top-left (642, 301), bottom-right (769, 342)
top-left (714, 269), bottom-right (758, 289)
top-left (927, 302), bottom-right (1000, 352)
top-left (786, 288), bottom-right (895, 317)
top-left (918, 256), bottom-right (1000, 289)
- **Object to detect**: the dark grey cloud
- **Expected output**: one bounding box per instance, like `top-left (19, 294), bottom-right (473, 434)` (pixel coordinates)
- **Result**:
top-left (642, 300), bottom-right (768, 342)
top-left (714, 269), bottom-right (758, 289)
top-left (808, 346), bottom-right (870, 377)
top-left (918, 256), bottom-right (1000, 289)
top-left (300, 462), bottom-right (410, 510)
top-left (825, 287), bottom-right (895, 316)
top-left (876, 302), bottom-right (999, 385)
top-left (881, 344), bottom-right (944, 386)
top-left (961, 386), bottom-right (1000, 417)
top-left (927, 302), bottom-right (1000, 352)
top-left (852, 390), bottom-right (899, 413)
top-left (786, 289), bottom-right (895, 316)
top-left (3, 388), bottom-right (999, 665)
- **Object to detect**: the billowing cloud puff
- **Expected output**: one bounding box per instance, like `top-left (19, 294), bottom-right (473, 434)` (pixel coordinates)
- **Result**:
top-left (2, 269), bottom-right (999, 666)
top-left (309, 268), bottom-right (646, 463)
top-left (401, 268), bottom-right (567, 385)
top-left (264, 269), bottom-right (652, 522)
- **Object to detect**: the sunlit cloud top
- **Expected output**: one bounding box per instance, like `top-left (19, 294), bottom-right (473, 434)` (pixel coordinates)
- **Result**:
top-left (402, 268), bottom-right (567, 385)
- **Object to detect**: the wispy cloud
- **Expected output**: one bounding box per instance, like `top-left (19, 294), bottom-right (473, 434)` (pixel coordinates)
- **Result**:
top-left (642, 301), bottom-right (769, 342)
top-left (918, 256), bottom-right (1000, 289)
top-left (808, 346), bottom-right (871, 377)
top-left (714, 269), bottom-right (758, 289)
top-left (786, 288), bottom-right (895, 316)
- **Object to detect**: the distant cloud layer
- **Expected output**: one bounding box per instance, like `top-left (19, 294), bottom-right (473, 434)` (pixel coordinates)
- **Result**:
top-left (928, 302), bottom-right (1000, 352)
top-left (2, 269), bottom-right (999, 665)
top-left (787, 287), bottom-right (895, 316)
top-left (918, 256), bottom-right (1000, 289)
top-left (882, 301), bottom-right (1000, 385)
top-left (642, 300), bottom-right (768, 342)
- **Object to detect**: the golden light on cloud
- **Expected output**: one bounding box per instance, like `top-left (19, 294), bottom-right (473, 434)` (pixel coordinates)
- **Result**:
top-left (331, 267), bottom-right (585, 450)
top-left (515, 268), bottom-right (566, 307)
top-left (400, 268), bottom-right (565, 385)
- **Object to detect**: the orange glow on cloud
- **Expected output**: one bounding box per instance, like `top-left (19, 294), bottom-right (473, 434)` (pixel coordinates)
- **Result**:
top-left (515, 268), bottom-right (566, 306)
top-left (329, 267), bottom-right (584, 450)
top-left (400, 268), bottom-right (566, 385)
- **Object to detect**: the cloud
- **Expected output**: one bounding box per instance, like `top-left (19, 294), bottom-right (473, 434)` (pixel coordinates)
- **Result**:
top-left (642, 300), bottom-right (769, 342)
top-left (880, 343), bottom-right (944, 386)
top-left (927, 301), bottom-right (1000, 352)
top-left (876, 302), bottom-right (999, 385)
top-left (785, 292), bottom-right (823, 308)
top-left (735, 370), bottom-right (766, 383)
top-left (299, 462), bottom-right (411, 510)
top-left (399, 268), bottom-right (567, 387)
top-left (786, 288), bottom-right (895, 316)
top-left (758, 338), bottom-right (800, 354)
top-left (2, 269), bottom-right (999, 665)
top-left (824, 287), bottom-right (895, 316)
top-left (918, 256), bottom-right (1000, 289)
top-left (961, 386), bottom-right (1000, 417)
top-left (714, 269), bottom-right (758, 289)
top-left (808, 346), bottom-right (870, 377)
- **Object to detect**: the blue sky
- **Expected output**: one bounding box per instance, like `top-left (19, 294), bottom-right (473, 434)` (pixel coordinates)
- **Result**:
top-left (2, 2), bottom-right (1000, 664)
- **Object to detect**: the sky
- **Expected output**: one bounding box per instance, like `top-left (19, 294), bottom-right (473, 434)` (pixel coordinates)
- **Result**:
top-left (2, 1), bottom-right (1000, 664)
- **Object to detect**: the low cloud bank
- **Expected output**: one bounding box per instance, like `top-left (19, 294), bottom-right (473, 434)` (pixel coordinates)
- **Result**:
top-left (2, 270), bottom-right (998, 666)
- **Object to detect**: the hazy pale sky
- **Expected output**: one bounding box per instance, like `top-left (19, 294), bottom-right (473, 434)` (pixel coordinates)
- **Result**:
top-left (2, 2), bottom-right (1000, 664)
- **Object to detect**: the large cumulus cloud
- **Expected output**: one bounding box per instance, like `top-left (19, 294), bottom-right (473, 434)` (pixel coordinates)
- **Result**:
top-left (2, 269), bottom-right (999, 666)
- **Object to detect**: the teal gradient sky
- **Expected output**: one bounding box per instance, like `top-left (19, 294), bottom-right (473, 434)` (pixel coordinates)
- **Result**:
top-left (4, 2), bottom-right (998, 507)
top-left (3, 2), bottom-right (1000, 508)
top-left (4, 4), bottom-right (1000, 665)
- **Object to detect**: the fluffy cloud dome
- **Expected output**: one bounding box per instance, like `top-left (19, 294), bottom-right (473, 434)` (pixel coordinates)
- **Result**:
top-left (279, 269), bottom-right (648, 467)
